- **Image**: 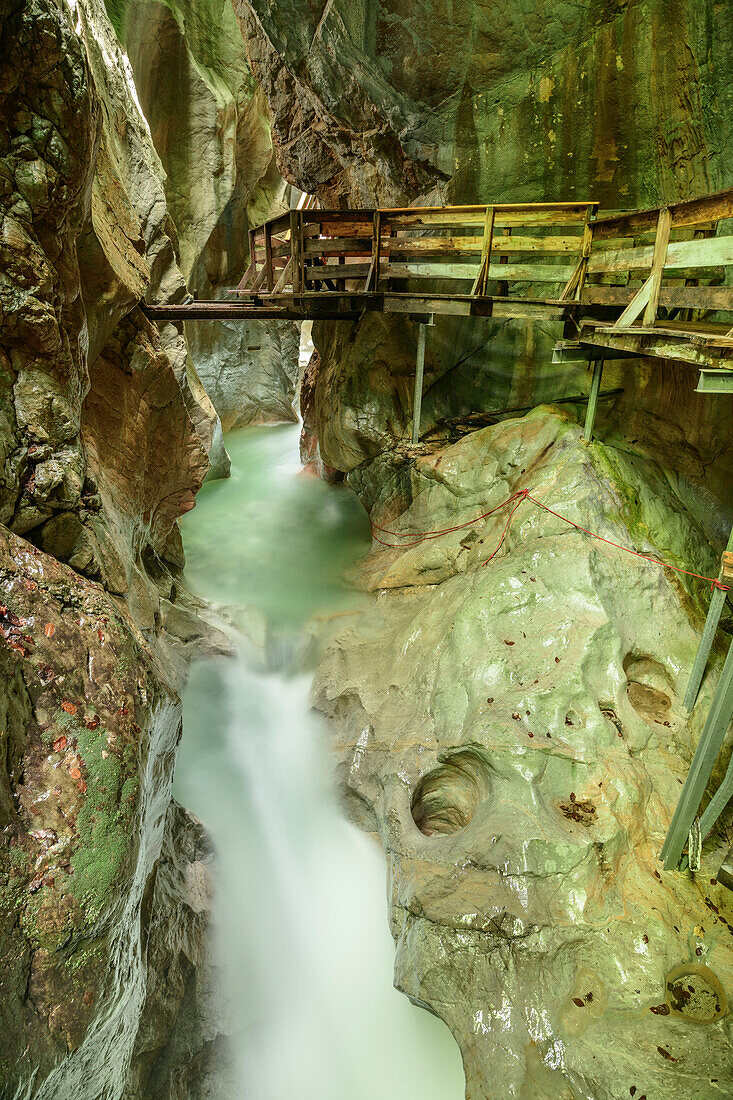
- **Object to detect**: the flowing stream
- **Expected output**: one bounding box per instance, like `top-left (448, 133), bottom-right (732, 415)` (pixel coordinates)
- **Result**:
top-left (174, 424), bottom-right (464, 1098)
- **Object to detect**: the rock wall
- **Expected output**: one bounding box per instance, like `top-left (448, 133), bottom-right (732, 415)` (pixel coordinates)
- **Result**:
top-left (237, 0), bottom-right (733, 515)
top-left (314, 409), bottom-right (733, 1098)
top-left (234, 3), bottom-right (733, 1095)
top-left (107, 0), bottom-right (300, 429)
top-left (237, 0), bottom-right (733, 209)
top-left (0, 0), bottom-right (230, 1094)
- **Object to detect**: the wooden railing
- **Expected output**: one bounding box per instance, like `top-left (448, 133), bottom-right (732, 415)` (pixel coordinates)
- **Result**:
top-left (234, 189), bottom-right (733, 342)
top-left (235, 202), bottom-right (599, 301)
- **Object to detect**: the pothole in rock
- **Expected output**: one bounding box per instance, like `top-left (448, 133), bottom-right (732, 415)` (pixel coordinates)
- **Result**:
top-left (663, 964), bottom-right (727, 1024)
top-left (411, 749), bottom-right (491, 837)
top-left (624, 655), bottom-right (673, 725)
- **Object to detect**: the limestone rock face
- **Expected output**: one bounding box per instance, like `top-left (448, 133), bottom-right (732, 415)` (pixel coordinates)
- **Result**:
top-left (108, 0), bottom-right (300, 428)
top-left (0, 526), bottom-right (181, 1097)
top-left (0, 1), bottom-right (228, 1094)
top-left (237, 0), bottom-right (733, 208)
top-left (313, 409), bottom-right (733, 1098)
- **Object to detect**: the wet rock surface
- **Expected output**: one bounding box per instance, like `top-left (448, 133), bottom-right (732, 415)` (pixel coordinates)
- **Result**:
top-left (0, 526), bottom-right (179, 1095)
top-left (0, 0), bottom-right (232, 1095)
top-left (109, 0), bottom-right (300, 429)
top-left (313, 409), bottom-right (733, 1097)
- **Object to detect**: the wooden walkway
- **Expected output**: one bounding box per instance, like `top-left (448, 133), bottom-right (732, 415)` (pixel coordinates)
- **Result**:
top-left (145, 188), bottom-right (733, 391)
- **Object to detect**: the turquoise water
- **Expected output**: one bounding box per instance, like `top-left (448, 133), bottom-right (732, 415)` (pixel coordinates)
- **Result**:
top-left (175, 423), bottom-right (464, 1099)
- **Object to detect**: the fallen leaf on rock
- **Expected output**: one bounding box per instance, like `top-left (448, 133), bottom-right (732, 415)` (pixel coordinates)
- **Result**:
top-left (61, 701), bottom-right (77, 715)
top-left (44, 623), bottom-right (55, 637)
top-left (52, 735), bottom-right (67, 753)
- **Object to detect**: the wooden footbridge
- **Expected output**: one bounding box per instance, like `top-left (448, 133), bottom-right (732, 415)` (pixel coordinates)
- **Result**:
top-left (145, 187), bottom-right (733, 876)
top-left (147, 187), bottom-right (733, 411)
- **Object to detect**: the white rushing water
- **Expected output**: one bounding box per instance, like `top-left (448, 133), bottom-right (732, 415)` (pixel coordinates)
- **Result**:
top-left (175, 424), bottom-right (464, 1098)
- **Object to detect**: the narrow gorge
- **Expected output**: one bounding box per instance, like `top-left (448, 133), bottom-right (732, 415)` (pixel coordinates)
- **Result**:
top-left (1, 2), bottom-right (733, 1098)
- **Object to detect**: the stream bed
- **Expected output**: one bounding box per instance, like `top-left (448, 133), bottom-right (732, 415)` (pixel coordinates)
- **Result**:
top-left (174, 424), bottom-right (464, 1098)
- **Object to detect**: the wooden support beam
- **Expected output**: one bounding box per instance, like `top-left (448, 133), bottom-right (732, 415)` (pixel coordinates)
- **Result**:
top-left (661, 636), bottom-right (733, 870)
top-left (583, 358), bottom-right (604, 441)
top-left (290, 211), bottom-right (300, 294)
top-left (684, 530), bottom-right (733, 710)
top-left (610, 274), bottom-right (655, 329)
top-left (271, 257), bottom-right (293, 294)
top-left (471, 206), bottom-right (495, 296)
top-left (264, 223), bottom-right (274, 292)
top-left (365, 211), bottom-right (381, 292)
top-left (643, 207), bottom-right (672, 324)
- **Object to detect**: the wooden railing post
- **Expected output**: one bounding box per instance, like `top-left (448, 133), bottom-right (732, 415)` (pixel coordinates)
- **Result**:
top-left (264, 222), bottom-right (274, 292)
top-left (290, 210), bottom-right (300, 294)
top-left (497, 226), bottom-right (511, 296)
top-left (643, 206), bottom-right (672, 324)
top-left (471, 205), bottom-right (495, 296)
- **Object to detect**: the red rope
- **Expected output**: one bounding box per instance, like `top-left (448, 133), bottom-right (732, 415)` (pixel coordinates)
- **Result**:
top-left (369, 487), bottom-right (730, 592)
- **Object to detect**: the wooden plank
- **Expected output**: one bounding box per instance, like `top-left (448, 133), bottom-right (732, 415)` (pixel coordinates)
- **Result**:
top-left (471, 206), bottom-right (495, 295)
top-left (645, 207), bottom-right (672, 323)
top-left (365, 210), bottom-right (381, 291)
top-left (270, 256), bottom-right (293, 294)
top-left (385, 260), bottom-right (576, 282)
top-left (289, 211), bottom-right (300, 294)
top-left (581, 284), bottom-right (733, 311)
top-left (235, 259), bottom-right (256, 292)
top-left (386, 233), bottom-right (582, 255)
top-left (306, 262), bottom-right (372, 282)
top-left (304, 237), bottom-right (373, 255)
top-left (593, 187), bottom-right (733, 240)
top-left (385, 209), bottom-right (593, 230)
top-left (587, 232), bottom-right (733, 275)
top-left (611, 273), bottom-right (654, 329)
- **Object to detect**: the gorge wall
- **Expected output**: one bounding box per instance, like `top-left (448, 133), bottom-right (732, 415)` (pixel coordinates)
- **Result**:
top-left (2, 0), bottom-right (733, 1098)
top-left (0, 0), bottom-right (236, 1094)
top-left (106, 0), bottom-right (300, 430)
top-left (234, 2), bottom-right (733, 1097)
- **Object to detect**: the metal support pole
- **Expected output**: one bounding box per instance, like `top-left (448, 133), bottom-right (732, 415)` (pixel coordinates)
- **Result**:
top-left (683, 526), bottom-right (733, 711)
top-left (583, 357), bottom-right (605, 441)
top-left (661, 635), bottom-right (733, 870)
top-left (411, 317), bottom-right (431, 445)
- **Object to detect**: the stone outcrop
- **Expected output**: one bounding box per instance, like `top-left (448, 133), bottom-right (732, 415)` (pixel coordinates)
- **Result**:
top-left (108, 0), bottom-right (300, 429)
top-left (0, 0), bottom-right (231, 1094)
top-left (313, 408), bottom-right (733, 1098)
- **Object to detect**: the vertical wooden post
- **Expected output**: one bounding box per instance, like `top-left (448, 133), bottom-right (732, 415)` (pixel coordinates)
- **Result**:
top-left (643, 207), bottom-right (672, 325)
top-left (366, 211), bottom-right (381, 292)
top-left (684, 528), bottom-right (733, 710)
top-left (496, 226), bottom-right (511, 296)
top-left (411, 316), bottom-right (432, 444)
top-left (289, 210), bottom-right (300, 294)
top-left (661, 636), bottom-right (733, 869)
top-left (583, 357), bottom-right (605, 441)
top-left (471, 205), bottom-right (495, 296)
top-left (264, 222), bottom-right (274, 292)
top-left (575, 206), bottom-right (595, 300)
